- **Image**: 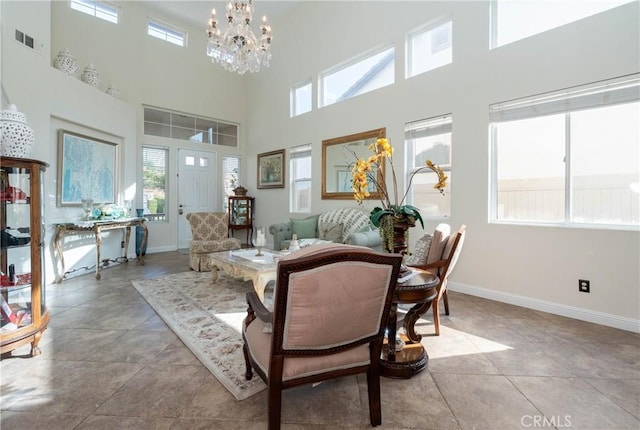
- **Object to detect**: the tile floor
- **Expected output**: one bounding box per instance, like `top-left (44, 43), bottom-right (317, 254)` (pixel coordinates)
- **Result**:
top-left (1, 251), bottom-right (639, 429)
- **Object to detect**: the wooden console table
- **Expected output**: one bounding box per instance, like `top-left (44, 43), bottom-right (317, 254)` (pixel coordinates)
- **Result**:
top-left (381, 270), bottom-right (439, 379)
top-left (52, 218), bottom-right (148, 283)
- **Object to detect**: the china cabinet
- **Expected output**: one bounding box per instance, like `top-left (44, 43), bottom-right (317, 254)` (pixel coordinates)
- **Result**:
top-left (228, 196), bottom-right (254, 245)
top-left (1, 157), bottom-right (49, 357)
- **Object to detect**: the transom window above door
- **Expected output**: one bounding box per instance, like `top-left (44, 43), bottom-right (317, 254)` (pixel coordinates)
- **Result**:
top-left (143, 106), bottom-right (238, 147)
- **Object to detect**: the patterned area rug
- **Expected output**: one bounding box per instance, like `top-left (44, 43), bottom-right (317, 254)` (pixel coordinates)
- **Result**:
top-left (131, 271), bottom-right (268, 400)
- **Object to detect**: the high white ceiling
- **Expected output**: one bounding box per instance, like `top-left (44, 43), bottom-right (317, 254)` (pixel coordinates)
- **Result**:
top-left (143, 0), bottom-right (302, 31)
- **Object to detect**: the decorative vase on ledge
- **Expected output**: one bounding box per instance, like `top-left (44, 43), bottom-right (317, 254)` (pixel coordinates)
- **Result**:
top-left (106, 83), bottom-right (120, 99)
top-left (81, 64), bottom-right (101, 87)
top-left (53, 48), bottom-right (79, 76)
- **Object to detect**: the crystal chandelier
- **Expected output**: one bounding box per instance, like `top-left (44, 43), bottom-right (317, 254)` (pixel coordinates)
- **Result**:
top-left (206, 1), bottom-right (272, 75)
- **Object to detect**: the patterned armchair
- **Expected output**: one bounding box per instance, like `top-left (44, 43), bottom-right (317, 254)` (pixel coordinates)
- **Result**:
top-left (186, 212), bottom-right (241, 272)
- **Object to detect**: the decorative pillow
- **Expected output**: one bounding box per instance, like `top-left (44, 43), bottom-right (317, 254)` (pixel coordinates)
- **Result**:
top-left (425, 223), bottom-right (451, 266)
top-left (318, 208), bottom-right (369, 242)
top-left (291, 215), bottom-right (318, 239)
top-left (405, 233), bottom-right (432, 266)
top-left (357, 222), bottom-right (372, 232)
top-left (318, 222), bottom-right (343, 242)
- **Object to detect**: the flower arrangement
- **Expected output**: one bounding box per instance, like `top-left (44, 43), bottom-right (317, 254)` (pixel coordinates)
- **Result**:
top-left (351, 136), bottom-right (447, 250)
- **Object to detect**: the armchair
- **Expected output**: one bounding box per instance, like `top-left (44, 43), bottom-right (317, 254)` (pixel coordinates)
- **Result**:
top-left (407, 224), bottom-right (466, 335)
top-left (242, 244), bottom-right (403, 429)
top-left (186, 212), bottom-right (241, 272)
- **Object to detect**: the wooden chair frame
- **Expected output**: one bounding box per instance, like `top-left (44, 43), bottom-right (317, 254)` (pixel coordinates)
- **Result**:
top-left (408, 225), bottom-right (466, 335)
top-left (242, 247), bottom-right (402, 430)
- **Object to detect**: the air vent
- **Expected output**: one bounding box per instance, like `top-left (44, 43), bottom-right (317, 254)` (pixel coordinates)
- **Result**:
top-left (15, 29), bottom-right (41, 51)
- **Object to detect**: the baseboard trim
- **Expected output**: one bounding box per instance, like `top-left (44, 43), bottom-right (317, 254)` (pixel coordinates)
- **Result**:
top-left (448, 282), bottom-right (640, 333)
top-left (145, 245), bottom-right (176, 253)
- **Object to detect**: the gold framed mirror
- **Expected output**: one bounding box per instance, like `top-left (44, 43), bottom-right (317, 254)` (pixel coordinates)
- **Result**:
top-left (321, 127), bottom-right (385, 200)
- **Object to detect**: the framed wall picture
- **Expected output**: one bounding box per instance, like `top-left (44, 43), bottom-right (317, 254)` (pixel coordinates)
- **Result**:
top-left (257, 149), bottom-right (285, 189)
top-left (57, 129), bottom-right (118, 206)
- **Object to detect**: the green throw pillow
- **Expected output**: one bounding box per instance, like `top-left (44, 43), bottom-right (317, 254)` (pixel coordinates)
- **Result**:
top-left (291, 216), bottom-right (318, 239)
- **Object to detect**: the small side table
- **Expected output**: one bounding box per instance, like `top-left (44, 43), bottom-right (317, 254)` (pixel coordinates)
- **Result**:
top-left (381, 270), bottom-right (439, 379)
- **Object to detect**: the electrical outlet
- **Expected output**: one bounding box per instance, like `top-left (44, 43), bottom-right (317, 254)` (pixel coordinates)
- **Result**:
top-left (121, 240), bottom-right (125, 248)
top-left (578, 279), bottom-right (590, 293)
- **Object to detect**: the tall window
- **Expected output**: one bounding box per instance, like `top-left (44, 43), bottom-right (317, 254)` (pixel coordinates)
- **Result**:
top-left (142, 146), bottom-right (168, 221)
top-left (406, 19), bottom-right (452, 78)
top-left (490, 0), bottom-right (632, 48)
top-left (222, 156), bottom-right (241, 210)
top-left (405, 115), bottom-right (452, 218)
top-left (70, 0), bottom-right (119, 24)
top-left (291, 80), bottom-right (312, 117)
top-left (320, 46), bottom-right (394, 108)
top-left (290, 144), bottom-right (312, 213)
top-left (490, 74), bottom-right (639, 227)
top-left (147, 20), bottom-right (187, 47)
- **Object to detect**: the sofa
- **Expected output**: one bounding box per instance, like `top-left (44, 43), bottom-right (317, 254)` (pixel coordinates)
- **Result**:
top-left (268, 207), bottom-right (382, 251)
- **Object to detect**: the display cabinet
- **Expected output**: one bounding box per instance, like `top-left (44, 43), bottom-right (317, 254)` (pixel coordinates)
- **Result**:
top-left (1, 157), bottom-right (49, 357)
top-left (228, 196), bottom-right (254, 245)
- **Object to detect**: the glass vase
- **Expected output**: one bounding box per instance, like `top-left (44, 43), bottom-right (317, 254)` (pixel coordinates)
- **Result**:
top-left (81, 198), bottom-right (94, 220)
top-left (253, 226), bottom-right (266, 256)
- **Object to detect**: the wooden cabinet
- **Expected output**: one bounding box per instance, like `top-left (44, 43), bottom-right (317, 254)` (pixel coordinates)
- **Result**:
top-left (1, 157), bottom-right (49, 357)
top-left (228, 196), bottom-right (254, 245)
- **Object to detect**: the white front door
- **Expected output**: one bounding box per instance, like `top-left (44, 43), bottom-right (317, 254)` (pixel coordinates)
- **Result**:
top-left (178, 149), bottom-right (217, 249)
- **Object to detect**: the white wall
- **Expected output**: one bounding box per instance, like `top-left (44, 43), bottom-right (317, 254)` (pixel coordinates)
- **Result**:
top-left (244, 1), bottom-right (640, 330)
top-left (1, 0), bottom-right (247, 281)
top-left (2, 1), bottom-right (638, 330)
top-left (49, 0), bottom-right (251, 255)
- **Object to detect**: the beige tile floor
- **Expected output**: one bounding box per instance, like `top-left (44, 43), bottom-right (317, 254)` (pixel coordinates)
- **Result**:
top-left (1, 251), bottom-right (639, 429)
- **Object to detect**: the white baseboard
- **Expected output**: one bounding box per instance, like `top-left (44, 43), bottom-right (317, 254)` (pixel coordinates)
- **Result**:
top-left (146, 245), bottom-right (177, 253)
top-left (448, 282), bottom-right (640, 333)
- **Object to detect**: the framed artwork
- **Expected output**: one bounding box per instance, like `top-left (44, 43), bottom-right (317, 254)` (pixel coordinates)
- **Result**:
top-left (57, 129), bottom-right (118, 206)
top-left (257, 149), bottom-right (285, 189)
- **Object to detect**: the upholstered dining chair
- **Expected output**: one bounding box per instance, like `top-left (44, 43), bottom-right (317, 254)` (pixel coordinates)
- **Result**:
top-left (406, 224), bottom-right (466, 336)
top-left (185, 212), bottom-right (241, 271)
top-left (242, 244), bottom-right (403, 430)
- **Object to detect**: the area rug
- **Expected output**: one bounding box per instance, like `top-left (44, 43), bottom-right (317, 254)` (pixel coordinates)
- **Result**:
top-left (131, 271), bottom-right (268, 401)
